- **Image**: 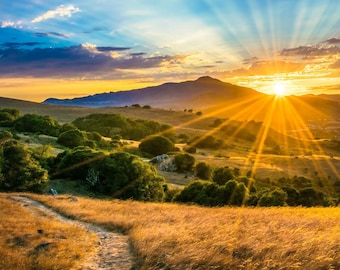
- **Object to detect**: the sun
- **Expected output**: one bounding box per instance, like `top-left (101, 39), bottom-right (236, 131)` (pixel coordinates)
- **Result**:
top-left (273, 82), bottom-right (286, 96)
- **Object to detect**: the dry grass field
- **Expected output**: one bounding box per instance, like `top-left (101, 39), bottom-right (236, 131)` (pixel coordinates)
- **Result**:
top-left (19, 193), bottom-right (340, 270)
top-left (0, 195), bottom-right (97, 270)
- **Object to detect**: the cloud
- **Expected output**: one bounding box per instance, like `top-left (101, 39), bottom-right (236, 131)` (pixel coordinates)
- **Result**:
top-left (324, 37), bottom-right (340, 44)
top-left (226, 60), bottom-right (306, 77)
top-left (280, 45), bottom-right (340, 59)
top-left (97, 46), bottom-right (131, 52)
top-left (1, 42), bottom-right (43, 48)
top-left (82, 27), bottom-right (106, 34)
top-left (1, 21), bottom-right (15, 28)
top-left (34, 32), bottom-right (68, 38)
top-left (0, 45), bottom-right (186, 78)
top-left (330, 59), bottom-right (340, 69)
top-left (31, 5), bottom-right (80, 23)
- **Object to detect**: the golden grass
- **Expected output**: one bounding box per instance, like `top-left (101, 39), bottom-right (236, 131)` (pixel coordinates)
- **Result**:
top-left (25, 193), bottom-right (340, 270)
top-left (0, 194), bottom-right (98, 270)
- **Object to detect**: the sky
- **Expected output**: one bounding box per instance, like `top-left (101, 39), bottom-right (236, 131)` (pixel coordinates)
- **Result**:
top-left (0, 0), bottom-right (339, 101)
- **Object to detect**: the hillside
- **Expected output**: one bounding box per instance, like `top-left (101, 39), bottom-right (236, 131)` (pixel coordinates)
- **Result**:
top-left (43, 76), bottom-right (264, 109)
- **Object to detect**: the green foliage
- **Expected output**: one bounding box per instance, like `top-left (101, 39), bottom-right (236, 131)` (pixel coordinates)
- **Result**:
top-left (53, 148), bottom-right (166, 201)
top-left (72, 113), bottom-right (175, 141)
top-left (212, 166), bottom-right (240, 185)
top-left (142, 105), bottom-right (151, 109)
top-left (174, 179), bottom-right (249, 206)
top-left (0, 108), bottom-right (20, 127)
top-left (87, 151), bottom-right (165, 201)
top-left (189, 135), bottom-right (224, 149)
top-left (298, 188), bottom-right (330, 207)
top-left (57, 129), bottom-right (88, 148)
top-left (0, 130), bottom-right (13, 143)
top-left (174, 153), bottom-right (195, 172)
top-left (73, 114), bottom-right (129, 137)
top-left (195, 162), bottom-right (212, 180)
top-left (0, 140), bottom-right (48, 191)
top-left (183, 145), bottom-right (196, 153)
top-left (139, 135), bottom-right (175, 156)
top-left (54, 147), bottom-right (104, 180)
top-left (14, 114), bottom-right (61, 136)
top-left (258, 188), bottom-right (288, 206)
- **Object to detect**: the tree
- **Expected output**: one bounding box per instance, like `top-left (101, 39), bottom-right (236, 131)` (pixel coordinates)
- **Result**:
top-left (92, 152), bottom-right (166, 201)
top-left (195, 162), bottom-right (212, 180)
top-left (14, 114), bottom-right (61, 136)
top-left (139, 135), bottom-right (175, 156)
top-left (0, 108), bottom-right (20, 127)
top-left (258, 189), bottom-right (287, 206)
top-left (57, 129), bottom-right (87, 148)
top-left (54, 147), bottom-right (104, 179)
top-left (174, 153), bottom-right (195, 172)
top-left (212, 166), bottom-right (240, 185)
top-left (0, 140), bottom-right (48, 191)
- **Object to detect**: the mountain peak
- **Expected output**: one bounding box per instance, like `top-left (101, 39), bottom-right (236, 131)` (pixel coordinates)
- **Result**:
top-left (196, 76), bottom-right (221, 83)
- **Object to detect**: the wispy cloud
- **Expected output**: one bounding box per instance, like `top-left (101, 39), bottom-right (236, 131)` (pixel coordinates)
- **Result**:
top-left (1, 20), bottom-right (22, 28)
top-left (324, 37), bottom-right (340, 44)
top-left (280, 45), bottom-right (340, 59)
top-left (31, 5), bottom-right (80, 23)
top-left (1, 21), bottom-right (15, 28)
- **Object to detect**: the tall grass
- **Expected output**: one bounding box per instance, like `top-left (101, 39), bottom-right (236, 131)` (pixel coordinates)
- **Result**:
top-left (26, 194), bottom-right (340, 270)
top-left (0, 195), bottom-right (97, 270)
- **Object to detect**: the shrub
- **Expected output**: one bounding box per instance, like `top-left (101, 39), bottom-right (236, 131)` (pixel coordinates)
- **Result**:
top-left (93, 152), bottom-right (166, 201)
top-left (174, 153), bottom-right (195, 172)
top-left (212, 166), bottom-right (240, 185)
top-left (189, 135), bottom-right (224, 149)
top-left (258, 189), bottom-right (287, 206)
top-left (175, 179), bottom-right (249, 206)
top-left (0, 140), bottom-right (48, 191)
top-left (195, 162), bottom-right (212, 180)
top-left (14, 114), bottom-right (61, 136)
top-left (54, 147), bottom-right (104, 180)
top-left (139, 135), bottom-right (175, 156)
top-left (57, 129), bottom-right (88, 148)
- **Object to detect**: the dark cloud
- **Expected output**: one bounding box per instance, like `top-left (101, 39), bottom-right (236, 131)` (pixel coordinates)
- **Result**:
top-left (0, 45), bottom-right (185, 78)
top-left (324, 37), bottom-right (340, 44)
top-left (97, 46), bottom-right (131, 52)
top-left (280, 45), bottom-right (340, 59)
top-left (82, 27), bottom-right (106, 34)
top-left (1, 42), bottom-right (43, 48)
top-left (34, 32), bottom-right (68, 38)
top-left (243, 56), bottom-right (258, 64)
top-left (130, 52), bottom-right (146, 56)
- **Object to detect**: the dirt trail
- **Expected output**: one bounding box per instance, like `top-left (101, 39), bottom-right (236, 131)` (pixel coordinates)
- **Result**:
top-left (12, 196), bottom-right (136, 270)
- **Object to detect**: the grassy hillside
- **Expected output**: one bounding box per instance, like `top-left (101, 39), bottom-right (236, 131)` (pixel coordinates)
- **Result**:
top-left (0, 195), bottom-right (97, 270)
top-left (19, 193), bottom-right (340, 270)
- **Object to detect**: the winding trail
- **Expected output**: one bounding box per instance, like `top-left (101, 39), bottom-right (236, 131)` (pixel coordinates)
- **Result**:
top-left (12, 196), bottom-right (136, 270)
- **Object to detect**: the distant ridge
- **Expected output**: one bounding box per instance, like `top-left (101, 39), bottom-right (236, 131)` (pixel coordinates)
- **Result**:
top-left (43, 76), bottom-right (264, 109)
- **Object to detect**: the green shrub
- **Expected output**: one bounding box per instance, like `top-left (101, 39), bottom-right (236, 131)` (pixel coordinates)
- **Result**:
top-left (0, 140), bottom-right (48, 191)
top-left (14, 114), bottom-right (61, 136)
top-left (258, 188), bottom-right (287, 206)
top-left (139, 135), bottom-right (175, 156)
top-left (195, 162), bottom-right (212, 180)
top-left (57, 129), bottom-right (87, 148)
top-left (212, 166), bottom-right (240, 185)
top-left (174, 153), bottom-right (195, 172)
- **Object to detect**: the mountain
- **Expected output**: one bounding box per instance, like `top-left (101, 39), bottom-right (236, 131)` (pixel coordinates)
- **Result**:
top-left (43, 76), bottom-right (264, 109)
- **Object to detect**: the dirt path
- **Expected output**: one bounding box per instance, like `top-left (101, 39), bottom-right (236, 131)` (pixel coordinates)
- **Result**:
top-left (12, 196), bottom-right (136, 270)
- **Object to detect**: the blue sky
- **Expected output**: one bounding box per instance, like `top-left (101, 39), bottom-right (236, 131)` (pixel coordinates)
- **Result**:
top-left (0, 0), bottom-right (339, 100)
